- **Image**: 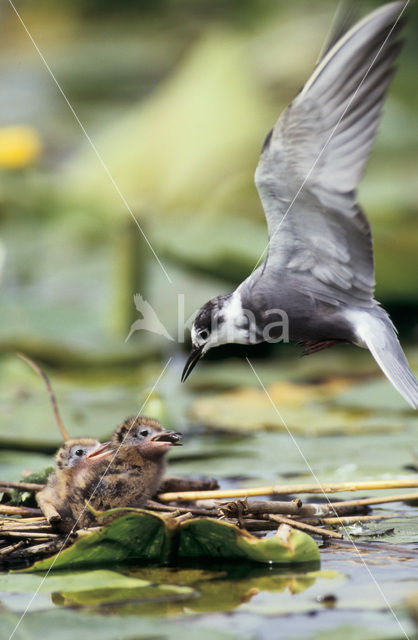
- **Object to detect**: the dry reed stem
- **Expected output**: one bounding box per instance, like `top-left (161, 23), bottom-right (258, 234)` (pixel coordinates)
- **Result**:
top-left (158, 479), bottom-right (418, 502)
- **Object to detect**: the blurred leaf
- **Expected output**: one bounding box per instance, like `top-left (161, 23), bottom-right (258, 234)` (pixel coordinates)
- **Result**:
top-left (0, 609), bottom-right (237, 640)
top-left (149, 210), bottom-right (267, 280)
top-left (62, 30), bottom-right (270, 219)
top-left (189, 378), bottom-right (415, 435)
top-left (52, 583), bottom-right (193, 610)
top-left (334, 375), bottom-right (418, 413)
top-left (0, 450), bottom-right (53, 482)
top-left (0, 569), bottom-right (163, 593)
top-left (58, 30), bottom-right (273, 278)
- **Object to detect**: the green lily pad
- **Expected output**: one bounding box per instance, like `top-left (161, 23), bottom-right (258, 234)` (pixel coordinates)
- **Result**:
top-left (188, 378), bottom-right (415, 436)
top-left (334, 375), bottom-right (418, 413)
top-left (0, 609), bottom-right (238, 640)
top-left (0, 569), bottom-right (169, 594)
top-left (346, 516), bottom-right (418, 544)
top-left (178, 518), bottom-right (319, 564)
top-left (28, 510), bottom-right (319, 571)
top-left (29, 512), bottom-right (172, 570)
top-left (0, 569), bottom-right (194, 620)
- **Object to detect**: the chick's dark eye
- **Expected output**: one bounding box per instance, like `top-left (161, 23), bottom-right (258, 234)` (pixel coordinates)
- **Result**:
top-left (75, 449), bottom-right (84, 457)
top-left (199, 329), bottom-right (209, 340)
top-left (140, 430), bottom-right (149, 437)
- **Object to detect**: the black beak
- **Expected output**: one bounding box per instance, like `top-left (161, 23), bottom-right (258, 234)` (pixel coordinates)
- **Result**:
top-left (181, 345), bottom-right (203, 382)
top-left (151, 430), bottom-right (183, 446)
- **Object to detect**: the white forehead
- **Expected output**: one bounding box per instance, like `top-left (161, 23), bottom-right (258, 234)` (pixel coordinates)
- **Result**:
top-left (191, 324), bottom-right (199, 346)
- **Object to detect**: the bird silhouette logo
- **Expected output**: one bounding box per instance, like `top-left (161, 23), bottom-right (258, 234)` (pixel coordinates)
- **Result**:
top-left (125, 293), bottom-right (175, 343)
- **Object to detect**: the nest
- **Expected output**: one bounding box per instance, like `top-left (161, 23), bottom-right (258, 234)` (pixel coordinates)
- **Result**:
top-left (2, 475), bottom-right (417, 568)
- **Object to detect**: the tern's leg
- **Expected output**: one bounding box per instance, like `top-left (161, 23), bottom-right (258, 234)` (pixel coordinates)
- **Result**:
top-left (300, 340), bottom-right (348, 356)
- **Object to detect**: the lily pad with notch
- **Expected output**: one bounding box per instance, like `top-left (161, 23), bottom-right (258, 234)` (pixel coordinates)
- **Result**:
top-left (27, 509), bottom-right (320, 571)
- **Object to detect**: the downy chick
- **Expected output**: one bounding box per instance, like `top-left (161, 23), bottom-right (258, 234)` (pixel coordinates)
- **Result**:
top-left (106, 416), bottom-right (182, 507)
top-left (36, 438), bottom-right (112, 529)
top-left (73, 416), bottom-right (182, 529)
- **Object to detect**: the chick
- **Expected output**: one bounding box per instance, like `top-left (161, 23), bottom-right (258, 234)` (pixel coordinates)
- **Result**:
top-left (72, 416), bottom-right (182, 529)
top-left (36, 438), bottom-right (112, 529)
top-left (106, 416), bottom-right (182, 506)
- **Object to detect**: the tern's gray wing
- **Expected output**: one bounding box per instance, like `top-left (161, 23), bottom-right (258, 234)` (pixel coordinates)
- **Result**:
top-left (255, 2), bottom-right (405, 306)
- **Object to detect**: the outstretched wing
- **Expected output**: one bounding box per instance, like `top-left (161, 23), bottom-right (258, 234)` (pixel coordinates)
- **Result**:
top-left (255, 2), bottom-right (405, 306)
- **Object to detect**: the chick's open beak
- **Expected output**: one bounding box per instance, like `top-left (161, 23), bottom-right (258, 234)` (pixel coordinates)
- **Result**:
top-left (181, 345), bottom-right (203, 382)
top-left (86, 441), bottom-right (113, 462)
top-left (150, 431), bottom-right (183, 446)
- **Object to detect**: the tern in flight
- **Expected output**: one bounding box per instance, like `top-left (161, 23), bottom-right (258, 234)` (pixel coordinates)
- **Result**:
top-left (182, 2), bottom-right (418, 409)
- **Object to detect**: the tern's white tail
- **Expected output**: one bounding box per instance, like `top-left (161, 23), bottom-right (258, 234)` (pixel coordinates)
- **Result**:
top-left (349, 308), bottom-right (418, 409)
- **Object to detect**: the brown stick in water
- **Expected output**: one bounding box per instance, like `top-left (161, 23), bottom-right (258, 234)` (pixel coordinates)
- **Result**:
top-left (17, 352), bottom-right (70, 440)
top-left (264, 514), bottom-right (343, 539)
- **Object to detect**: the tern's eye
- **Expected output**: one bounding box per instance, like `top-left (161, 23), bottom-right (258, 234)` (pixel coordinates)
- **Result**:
top-left (140, 429), bottom-right (149, 437)
top-left (75, 449), bottom-right (84, 457)
top-left (199, 329), bottom-right (209, 340)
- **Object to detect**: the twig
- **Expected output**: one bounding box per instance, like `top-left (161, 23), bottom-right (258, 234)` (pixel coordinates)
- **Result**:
top-left (0, 522), bottom-right (51, 532)
top-left (0, 540), bottom-right (26, 556)
top-left (328, 492), bottom-right (418, 510)
top-left (265, 514), bottom-right (343, 539)
top-left (219, 498), bottom-right (330, 519)
top-left (0, 505), bottom-right (42, 516)
top-left (12, 537), bottom-right (67, 557)
top-left (146, 500), bottom-right (218, 517)
top-left (0, 480), bottom-right (45, 491)
top-left (0, 517), bottom-right (46, 525)
top-left (17, 352), bottom-right (70, 440)
top-left (158, 479), bottom-right (418, 502)
top-left (224, 518), bottom-right (277, 532)
top-left (172, 512), bottom-right (194, 524)
top-left (305, 514), bottom-right (395, 526)
top-left (1, 531), bottom-right (58, 539)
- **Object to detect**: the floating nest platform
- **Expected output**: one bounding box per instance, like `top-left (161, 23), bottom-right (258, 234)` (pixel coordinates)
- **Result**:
top-left (1, 476), bottom-right (417, 569)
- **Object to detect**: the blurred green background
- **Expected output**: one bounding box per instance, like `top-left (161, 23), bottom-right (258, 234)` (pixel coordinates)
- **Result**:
top-left (1, 3), bottom-right (418, 639)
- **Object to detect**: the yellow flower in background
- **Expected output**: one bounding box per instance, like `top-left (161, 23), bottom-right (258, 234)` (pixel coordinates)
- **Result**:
top-left (0, 125), bottom-right (42, 169)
